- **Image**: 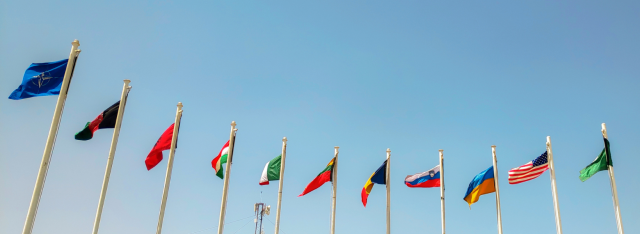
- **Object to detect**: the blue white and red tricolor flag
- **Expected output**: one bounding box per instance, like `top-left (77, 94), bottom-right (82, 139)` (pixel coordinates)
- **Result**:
top-left (404, 165), bottom-right (441, 188)
top-left (508, 151), bottom-right (549, 184)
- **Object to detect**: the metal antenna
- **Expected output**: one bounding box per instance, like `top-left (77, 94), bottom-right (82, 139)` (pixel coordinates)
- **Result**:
top-left (253, 203), bottom-right (269, 234)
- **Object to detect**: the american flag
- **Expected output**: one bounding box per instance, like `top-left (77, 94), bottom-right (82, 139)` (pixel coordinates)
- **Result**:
top-left (508, 151), bottom-right (549, 184)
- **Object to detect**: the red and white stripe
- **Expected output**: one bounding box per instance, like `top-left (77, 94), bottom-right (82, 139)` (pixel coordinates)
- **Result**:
top-left (508, 161), bottom-right (548, 184)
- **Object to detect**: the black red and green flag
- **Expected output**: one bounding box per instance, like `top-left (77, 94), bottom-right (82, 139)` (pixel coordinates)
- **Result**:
top-left (579, 138), bottom-right (613, 182)
top-left (298, 157), bottom-right (335, 197)
top-left (75, 101), bottom-right (121, 140)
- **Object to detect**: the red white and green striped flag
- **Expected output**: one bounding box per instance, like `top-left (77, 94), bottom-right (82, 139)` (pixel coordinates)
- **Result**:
top-left (259, 155), bottom-right (282, 185)
top-left (298, 157), bottom-right (335, 197)
top-left (211, 140), bottom-right (230, 179)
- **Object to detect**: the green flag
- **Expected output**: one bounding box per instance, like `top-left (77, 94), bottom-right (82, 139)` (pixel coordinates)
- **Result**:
top-left (579, 138), bottom-right (613, 182)
top-left (259, 155), bottom-right (282, 185)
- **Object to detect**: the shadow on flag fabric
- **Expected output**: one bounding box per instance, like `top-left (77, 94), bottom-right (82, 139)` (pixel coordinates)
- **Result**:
top-left (405, 165), bottom-right (441, 188)
top-left (298, 157), bottom-right (336, 197)
top-left (580, 138), bottom-right (613, 182)
top-left (361, 160), bottom-right (387, 207)
top-left (75, 101), bottom-right (121, 140)
top-left (145, 123), bottom-right (176, 170)
top-left (463, 166), bottom-right (496, 206)
top-left (9, 59), bottom-right (68, 100)
top-left (212, 140), bottom-right (230, 179)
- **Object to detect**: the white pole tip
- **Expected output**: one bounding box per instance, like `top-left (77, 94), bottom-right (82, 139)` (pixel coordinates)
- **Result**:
top-left (335, 146), bottom-right (339, 149)
top-left (283, 137), bottom-right (287, 141)
top-left (386, 148), bottom-right (391, 152)
top-left (491, 145), bottom-right (496, 148)
top-left (439, 149), bottom-right (443, 152)
top-left (72, 39), bottom-right (80, 46)
top-left (177, 102), bottom-right (183, 107)
top-left (231, 121), bottom-right (236, 126)
top-left (124, 79), bottom-right (131, 83)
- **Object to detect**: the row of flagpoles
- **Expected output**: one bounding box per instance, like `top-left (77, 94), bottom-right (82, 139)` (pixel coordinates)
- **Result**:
top-left (12, 40), bottom-right (626, 234)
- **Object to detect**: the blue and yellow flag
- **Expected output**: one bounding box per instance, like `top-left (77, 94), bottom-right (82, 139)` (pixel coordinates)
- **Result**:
top-left (8, 59), bottom-right (68, 100)
top-left (463, 166), bottom-right (496, 206)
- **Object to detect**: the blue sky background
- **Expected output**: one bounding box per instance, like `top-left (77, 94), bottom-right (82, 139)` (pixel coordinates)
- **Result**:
top-left (1, 1), bottom-right (639, 234)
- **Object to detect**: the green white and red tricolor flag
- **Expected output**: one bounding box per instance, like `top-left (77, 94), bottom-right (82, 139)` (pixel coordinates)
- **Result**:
top-left (298, 157), bottom-right (336, 197)
top-left (259, 155), bottom-right (282, 185)
top-left (211, 140), bottom-right (230, 179)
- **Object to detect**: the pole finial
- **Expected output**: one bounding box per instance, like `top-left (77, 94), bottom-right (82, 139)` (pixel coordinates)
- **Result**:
top-left (491, 145), bottom-right (496, 148)
top-left (334, 146), bottom-right (339, 149)
top-left (231, 121), bottom-right (236, 127)
top-left (124, 79), bottom-right (131, 84)
top-left (283, 137), bottom-right (287, 142)
top-left (177, 102), bottom-right (183, 108)
top-left (72, 39), bottom-right (80, 46)
top-left (439, 149), bottom-right (443, 152)
top-left (386, 148), bottom-right (391, 153)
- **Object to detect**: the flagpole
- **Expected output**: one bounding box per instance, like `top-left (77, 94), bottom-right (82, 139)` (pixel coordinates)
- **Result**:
top-left (602, 123), bottom-right (625, 234)
top-left (546, 136), bottom-right (563, 234)
top-left (491, 145), bottom-right (503, 234)
top-left (91, 80), bottom-right (132, 234)
top-left (22, 39), bottom-right (81, 234)
top-left (386, 148), bottom-right (391, 234)
top-left (439, 149), bottom-right (445, 234)
top-left (330, 146), bottom-right (339, 234)
top-left (274, 137), bottom-right (287, 234)
top-left (155, 102), bottom-right (183, 234)
top-left (217, 121), bottom-right (237, 234)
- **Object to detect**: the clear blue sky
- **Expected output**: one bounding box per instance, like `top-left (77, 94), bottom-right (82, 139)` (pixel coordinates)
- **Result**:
top-left (1, 1), bottom-right (639, 234)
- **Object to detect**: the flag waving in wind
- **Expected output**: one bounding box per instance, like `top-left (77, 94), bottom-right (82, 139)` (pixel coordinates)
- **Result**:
top-left (508, 152), bottom-right (549, 184)
top-left (9, 59), bottom-right (69, 100)
top-left (75, 101), bottom-right (121, 140)
top-left (405, 165), bottom-right (441, 188)
top-left (212, 141), bottom-right (230, 179)
top-left (361, 160), bottom-right (387, 207)
top-left (299, 157), bottom-right (335, 197)
top-left (580, 138), bottom-right (613, 182)
top-left (259, 155), bottom-right (282, 185)
top-left (463, 166), bottom-right (496, 206)
top-left (145, 123), bottom-right (176, 170)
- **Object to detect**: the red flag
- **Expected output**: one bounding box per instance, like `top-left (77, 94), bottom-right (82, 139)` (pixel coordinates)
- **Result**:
top-left (298, 157), bottom-right (335, 197)
top-left (145, 123), bottom-right (175, 170)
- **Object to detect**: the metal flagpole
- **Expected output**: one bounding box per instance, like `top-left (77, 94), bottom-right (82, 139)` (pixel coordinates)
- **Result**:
top-left (274, 137), bottom-right (287, 234)
top-left (330, 146), bottom-right (339, 234)
top-left (602, 123), bottom-right (625, 234)
top-left (386, 148), bottom-right (391, 234)
top-left (217, 121), bottom-right (238, 234)
top-left (91, 80), bottom-right (132, 234)
top-left (546, 136), bottom-right (563, 234)
top-left (491, 145), bottom-right (503, 234)
top-left (155, 102), bottom-right (183, 234)
top-left (22, 39), bottom-right (81, 234)
top-left (439, 149), bottom-right (445, 234)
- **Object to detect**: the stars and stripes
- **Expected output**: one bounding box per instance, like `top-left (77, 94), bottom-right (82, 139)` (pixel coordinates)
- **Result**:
top-left (508, 151), bottom-right (549, 184)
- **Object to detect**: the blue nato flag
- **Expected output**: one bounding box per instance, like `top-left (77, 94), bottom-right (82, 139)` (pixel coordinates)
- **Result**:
top-left (8, 59), bottom-right (68, 100)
